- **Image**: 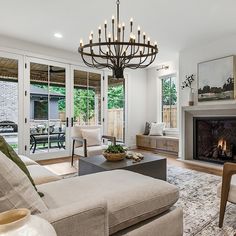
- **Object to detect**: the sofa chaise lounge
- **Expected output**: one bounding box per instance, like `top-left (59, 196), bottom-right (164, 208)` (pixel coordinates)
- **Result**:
top-left (1, 152), bottom-right (183, 236)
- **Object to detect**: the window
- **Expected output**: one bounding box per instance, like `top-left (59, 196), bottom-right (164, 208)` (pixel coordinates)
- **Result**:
top-left (107, 77), bottom-right (125, 143)
top-left (73, 70), bottom-right (101, 126)
top-left (161, 76), bottom-right (177, 128)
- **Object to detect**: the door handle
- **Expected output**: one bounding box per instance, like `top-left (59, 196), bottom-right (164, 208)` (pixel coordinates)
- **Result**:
top-left (71, 117), bottom-right (74, 127)
top-left (66, 117), bottom-right (69, 127)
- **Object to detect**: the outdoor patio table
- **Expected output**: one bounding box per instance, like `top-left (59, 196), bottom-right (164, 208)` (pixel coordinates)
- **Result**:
top-left (30, 132), bottom-right (65, 153)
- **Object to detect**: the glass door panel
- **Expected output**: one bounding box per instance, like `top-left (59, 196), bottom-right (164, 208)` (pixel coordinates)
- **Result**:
top-left (73, 69), bottom-right (102, 126)
top-left (107, 76), bottom-right (125, 143)
top-left (29, 62), bottom-right (66, 154)
top-left (88, 72), bottom-right (101, 125)
top-left (49, 66), bottom-right (66, 152)
top-left (0, 57), bottom-right (19, 152)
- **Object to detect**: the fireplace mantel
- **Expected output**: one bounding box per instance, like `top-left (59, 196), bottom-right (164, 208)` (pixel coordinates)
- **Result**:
top-left (183, 103), bottom-right (236, 115)
top-left (180, 104), bottom-right (236, 160)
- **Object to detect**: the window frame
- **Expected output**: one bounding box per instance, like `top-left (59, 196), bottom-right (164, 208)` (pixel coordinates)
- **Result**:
top-left (160, 74), bottom-right (178, 131)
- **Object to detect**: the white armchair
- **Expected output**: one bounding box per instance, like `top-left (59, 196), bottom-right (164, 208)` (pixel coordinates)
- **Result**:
top-left (71, 125), bottom-right (116, 165)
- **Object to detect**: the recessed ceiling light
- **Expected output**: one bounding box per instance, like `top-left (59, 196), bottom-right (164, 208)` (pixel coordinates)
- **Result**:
top-left (54, 33), bottom-right (63, 38)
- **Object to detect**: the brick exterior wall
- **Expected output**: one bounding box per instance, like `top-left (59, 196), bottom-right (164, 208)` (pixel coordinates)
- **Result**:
top-left (0, 81), bottom-right (18, 123)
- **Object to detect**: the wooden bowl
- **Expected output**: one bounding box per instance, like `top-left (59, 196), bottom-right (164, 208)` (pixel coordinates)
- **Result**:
top-left (103, 152), bottom-right (126, 162)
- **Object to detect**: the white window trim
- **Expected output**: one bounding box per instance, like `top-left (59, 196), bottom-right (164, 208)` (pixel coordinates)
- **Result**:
top-left (159, 73), bottom-right (179, 134)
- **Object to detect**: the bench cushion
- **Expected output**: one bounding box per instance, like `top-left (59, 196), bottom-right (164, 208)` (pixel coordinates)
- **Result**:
top-left (27, 165), bottom-right (62, 185)
top-left (217, 174), bottom-right (236, 203)
top-left (38, 170), bottom-right (179, 234)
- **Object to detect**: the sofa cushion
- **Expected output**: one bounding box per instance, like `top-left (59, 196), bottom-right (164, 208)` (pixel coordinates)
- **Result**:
top-left (74, 145), bottom-right (108, 157)
top-left (217, 174), bottom-right (236, 203)
top-left (38, 170), bottom-right (179, 234)
top-left (19, 155), bottom-right (38, 166)
top-left (27, 165), bottom-right (62, 185)
top-left (0, 151), bottom-right (48, 214)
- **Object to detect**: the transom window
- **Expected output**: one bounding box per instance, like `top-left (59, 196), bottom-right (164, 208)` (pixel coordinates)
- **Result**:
top-left (161, 76), bottom-right (177, 129)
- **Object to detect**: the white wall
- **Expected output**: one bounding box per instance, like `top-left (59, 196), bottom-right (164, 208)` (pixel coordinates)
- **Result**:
top-left (0, 35), bottom-right (82, 64)
top-left (0, 35), bottom-right (148, 149)
top-left (179, 33), bottom-right (236, 107)
top-left (126, 69), bottom-right (147, 148)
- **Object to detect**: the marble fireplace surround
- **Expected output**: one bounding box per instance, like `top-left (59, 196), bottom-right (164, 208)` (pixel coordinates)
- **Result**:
top-left (180, 104), bottom-right (236, 161)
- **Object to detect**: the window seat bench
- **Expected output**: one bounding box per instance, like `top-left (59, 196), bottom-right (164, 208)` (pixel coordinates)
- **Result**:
top-left (136, 134), bottom-right (179, 157)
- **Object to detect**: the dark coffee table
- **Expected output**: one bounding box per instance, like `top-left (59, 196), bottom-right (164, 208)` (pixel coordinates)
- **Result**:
top-left (79, 154), bottom-right (166, 180)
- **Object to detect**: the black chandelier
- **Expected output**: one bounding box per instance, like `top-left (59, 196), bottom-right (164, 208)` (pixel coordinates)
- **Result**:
top-left (78, 0), bottom-right (158, 78)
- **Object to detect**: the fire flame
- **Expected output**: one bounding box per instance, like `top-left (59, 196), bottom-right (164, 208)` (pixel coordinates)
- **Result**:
top-left (218, 139), bottom-right (227, 151)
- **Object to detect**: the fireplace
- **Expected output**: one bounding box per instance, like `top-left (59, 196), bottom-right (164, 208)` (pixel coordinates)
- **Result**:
top-left (193, 117), bottom-right (236, 164)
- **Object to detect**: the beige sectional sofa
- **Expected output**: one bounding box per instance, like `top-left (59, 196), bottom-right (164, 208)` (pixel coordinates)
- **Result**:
top-left (12, 155), bottom-right (183, 235)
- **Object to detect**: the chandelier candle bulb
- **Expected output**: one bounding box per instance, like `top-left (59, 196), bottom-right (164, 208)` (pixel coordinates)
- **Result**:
top-left (143, 32), bottom-right (146, 40)
top-left (108, 33), bottom-right (111, 42)
top-left (80, 39), bottom-right (83, 47)
top-left (78, 0), bottom-right (158, 78)
top-left (137, 26), bottom-right (141, 33)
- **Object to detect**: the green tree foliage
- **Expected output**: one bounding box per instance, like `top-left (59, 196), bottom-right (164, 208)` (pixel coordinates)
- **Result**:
top-left (162, 78), bottom-right (177, 105)
top-left (73, 89), bottom-right (95, 122)
top-left (108, 85), bottom-right (124, 109)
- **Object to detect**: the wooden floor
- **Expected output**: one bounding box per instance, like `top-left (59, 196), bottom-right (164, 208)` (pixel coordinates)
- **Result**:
top-left (38, 150), bottom-right (223, 177)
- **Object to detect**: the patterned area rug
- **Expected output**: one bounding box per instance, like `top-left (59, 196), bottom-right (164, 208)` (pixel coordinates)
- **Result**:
top-left (168, 165), bottom-right (236, 236)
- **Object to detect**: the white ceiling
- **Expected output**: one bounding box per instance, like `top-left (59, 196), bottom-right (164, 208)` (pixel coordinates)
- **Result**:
top-left (0, 0), bottom-right (236, 63)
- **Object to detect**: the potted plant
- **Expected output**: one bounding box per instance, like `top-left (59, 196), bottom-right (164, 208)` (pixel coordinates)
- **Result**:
top-left (103, 144), bottom-right (126, 161)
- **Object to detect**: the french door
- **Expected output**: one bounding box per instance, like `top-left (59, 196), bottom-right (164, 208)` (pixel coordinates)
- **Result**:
top-left (0, 51), bottom-right (24, 154)
top-left (25, 57), bottom-right (71, 160)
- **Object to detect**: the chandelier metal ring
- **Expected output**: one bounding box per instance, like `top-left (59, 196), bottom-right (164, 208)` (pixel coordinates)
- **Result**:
top-left (78, 0), bottom-right (158, 78)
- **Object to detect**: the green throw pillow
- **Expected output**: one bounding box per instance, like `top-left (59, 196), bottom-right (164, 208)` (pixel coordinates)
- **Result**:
top-left (0, 135), bottom-right (43, 197)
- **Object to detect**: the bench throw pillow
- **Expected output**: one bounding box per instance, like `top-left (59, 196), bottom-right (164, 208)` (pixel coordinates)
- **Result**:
top-left (143, 122), bottom-right (151, 135)
top-left (149, 123), bottom-right (165, 136)
top-left (0, 135), bottom-right (43, 197)
top-left (0, 151), bottom-right (48, 214)
top-left (81, 128), bottom-right (101, 146)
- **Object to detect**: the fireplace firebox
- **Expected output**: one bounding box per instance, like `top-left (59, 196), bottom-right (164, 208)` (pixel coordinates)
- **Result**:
top-left (193, 117), bottom-right (236, 164)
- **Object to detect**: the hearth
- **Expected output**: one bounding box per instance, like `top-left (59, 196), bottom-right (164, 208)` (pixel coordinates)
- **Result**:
top-left (193, 117), bottom-right (236, 164)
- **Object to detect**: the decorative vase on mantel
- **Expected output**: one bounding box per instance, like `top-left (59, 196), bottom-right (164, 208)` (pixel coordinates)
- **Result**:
top-left (182, 74), bottom-right (195, 106)
top-left (0, 208), bottom-right (57, 236)
top-left (189, 88), bottom-right (194, 106)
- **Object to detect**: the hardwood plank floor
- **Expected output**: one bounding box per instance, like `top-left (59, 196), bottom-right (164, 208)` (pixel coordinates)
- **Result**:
top-left (38, 150), bottom-right (223, 177)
